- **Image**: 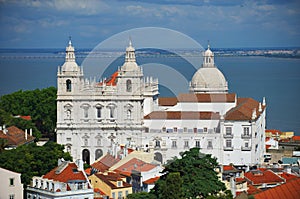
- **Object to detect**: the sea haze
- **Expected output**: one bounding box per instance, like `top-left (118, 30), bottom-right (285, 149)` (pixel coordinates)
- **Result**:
top-left (0, 48), bottom-right (299, 135)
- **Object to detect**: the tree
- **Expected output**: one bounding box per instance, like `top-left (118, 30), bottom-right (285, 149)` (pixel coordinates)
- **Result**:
top-left (127, 192), bottom-right (156, 199)
top-left (0, 141), bottom-right (72, 186)
top-left (156, 172), bottom-right (183, 199)
top-left (151, 148), bottom-right (232, 199)
top-left (0, 87), bottom-right (57, 139)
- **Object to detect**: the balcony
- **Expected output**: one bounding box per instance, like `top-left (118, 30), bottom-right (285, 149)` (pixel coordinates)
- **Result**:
top-left (241, 134), bottom-right (251, 139)
top-left (223, 134), bottom-right (233, 138)
top-left (224, 146), bottom-right (233, 151)
top-left (241, 146), bottom-right (252, 151)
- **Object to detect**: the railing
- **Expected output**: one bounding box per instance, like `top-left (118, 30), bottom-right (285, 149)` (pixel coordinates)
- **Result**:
top-left (224, 146), bottom-right (233, 151)
top-left (223, 134), bottom-right (233, 138)
top-left (241, 146), bottom-right (252, 151)
top-left (241, 134), bottom-right (251, 139)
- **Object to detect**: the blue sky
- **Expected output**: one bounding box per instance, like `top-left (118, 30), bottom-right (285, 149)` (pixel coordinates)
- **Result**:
top-left (0, 0), bottom-right (299, 48)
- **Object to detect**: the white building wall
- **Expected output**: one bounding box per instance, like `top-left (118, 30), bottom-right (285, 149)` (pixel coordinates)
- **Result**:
top-left (0, 168), bottom-right (23, 199)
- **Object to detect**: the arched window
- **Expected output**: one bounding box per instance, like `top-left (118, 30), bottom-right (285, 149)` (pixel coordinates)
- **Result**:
top-left (154, 152), bottom-right (163, 163)
top-left (66, 79), bottom-right (72, 92)
top-left (127, 109), bottom-right (132, 119)
top-left (95, 149), bottom-right (103, 160)
top-left (126, 79), bottom-right (132, 92)
top-left (82, 149), bottom-right (90, 165)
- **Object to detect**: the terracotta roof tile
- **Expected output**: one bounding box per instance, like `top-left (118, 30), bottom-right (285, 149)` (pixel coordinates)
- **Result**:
top-left (247, 184), bottom-right (262, 195)
top-left (254, 178), bottom-right (300, 199)
top-left (223, 165), bottom-right (235, 171)
top-left (158, 97), bottom-right (178, 106)
top-left (91, 154), bottom-right (120, 172)
top-left (177, 93), bottom-right (236, 103)
top-left (114, 158), bottom-right (157, 174)
top-left (0, 126), bottom-right (35, 147)
top-left (225, 98), bottom-right (265, 121)
top-left (280, 172), bottom-right (299, 182)
top-left (143, 176), bottom-right (160, 184)
top-left (245, 170), bottom-right (284, 186)
top-left (43, 162), bottom-right (87, 183)
top-left (144, 111), bottom-right (220, 120)
top-left (292, 136), bottom-right (300, 141)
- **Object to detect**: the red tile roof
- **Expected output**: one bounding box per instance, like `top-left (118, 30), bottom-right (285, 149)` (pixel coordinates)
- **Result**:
top-left (143, 176), bottom-right (160, 184)
top-left (247, 184), bottom-right (263, 195)
top-left (98, 71), bottom-right (118, 86)
top-left (0, 126), bottom-right (35, 147)
top-left (158, 97), bottom-right (178, 106)
top-left (114, 158), bottom-right (157, 175)
top-left (144, 111), bottom-right (220, 120)
top-left (254, 178), bottom-right (300, 199)
top-left (43, 162), bottom-right (87, 183)
top-left (245, 170), bottom-right (284, 186)
top-left (177, 93), bottom-right (236, 103)
top-left (280, 172), bottom-right (299, 182)
top-left (91, 154), bottom-right (120, 172)
top-left (225, 98), bottom-right (265, 121)
top-left (19, 115), bottom-right (32, 120)
top-left (223, 165), bottom-right (235, 171)
top-left (292, 136), bottom-right (300, 142)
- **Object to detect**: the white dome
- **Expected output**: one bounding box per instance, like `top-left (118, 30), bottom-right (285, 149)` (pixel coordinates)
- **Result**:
top-left (121, 61), bottom-right (139, 71)
top-left (62, 61), bottom-right (80, 72)
top-left (191, 67), bottom-right (228, 93)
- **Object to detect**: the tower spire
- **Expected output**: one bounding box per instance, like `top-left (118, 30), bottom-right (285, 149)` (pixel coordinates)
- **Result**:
top-left (65, 37), bottom-right (75, 62)
top-left (125, 39), bottom-right (136, 63)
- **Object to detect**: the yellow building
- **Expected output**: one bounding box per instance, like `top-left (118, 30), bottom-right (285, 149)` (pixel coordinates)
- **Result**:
top-left (89, 172), bottom-right (132, 199)
top-left (280, 131), bottom-right (294, 139)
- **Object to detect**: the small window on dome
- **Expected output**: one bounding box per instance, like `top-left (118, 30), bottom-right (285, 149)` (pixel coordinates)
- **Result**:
top-left (66, 79), bottom-right (72, 92)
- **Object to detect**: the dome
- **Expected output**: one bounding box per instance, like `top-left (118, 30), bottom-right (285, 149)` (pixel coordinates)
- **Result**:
top-left (61, 61), bottom-right (80, 72)
top-left (191, 67), bottom-right (228, 93)
top-left (121, 61), bottom-right (139, 71)
top-left (190, 44), bottom-right (228, 93)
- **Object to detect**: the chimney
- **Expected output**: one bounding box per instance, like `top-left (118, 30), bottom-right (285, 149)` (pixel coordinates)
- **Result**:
top-left (262, 97), bottom-right (266, 106)
top-left (30, 128), bottom-right (32, 136)
top-left (259, 102), bottom-right (262, 112)
top-left (252, 108), bottom-right (257, 120)
top-left (75, 159), bottom-right (84, 171)
top-left (25, 129), bottom-right (28, 140)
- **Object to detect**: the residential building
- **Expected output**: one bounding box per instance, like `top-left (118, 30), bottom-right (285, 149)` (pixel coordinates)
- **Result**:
top-left (56, 39), bottom-right (266, 166)
top-left (254, 178), bottom-right (300, 199)
top-left (89, 172), bottom-right (132, 199)
top-left (244, 169), bottom-right (285, 189)
top-left (0, 167), bottom-right (23, 199)
top-left (26, 159), bottom-right (93, 199)
top-left (0, 125), bottom-right (35, 149)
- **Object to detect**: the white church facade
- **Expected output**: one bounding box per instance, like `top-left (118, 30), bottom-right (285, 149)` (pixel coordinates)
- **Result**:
top-left (56, 40), bottom-right (266, 166)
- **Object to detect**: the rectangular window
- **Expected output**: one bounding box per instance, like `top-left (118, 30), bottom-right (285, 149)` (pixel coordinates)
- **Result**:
top-left (207, 140), bottom-right (213, 149)
top-left (109, 107), bottom-right (114, 118)
top-left (9, 178), bottom-right (14, 186)
top-left (97, 138), bottom-right (101, 146)
top-left (112, 192), bottom-right (116, 199)
top-left (118, 191), bottom-right (122, 199)
top-left (244, 127), bottom-right (250, 136)
top-left (184, 140), bottom-right (189, 148)
top-left (66, 137), bottom-right (71, 141)
top-left (245, 142), bottom-right (249, 148)
top-left (172, 140), bottom-right (177, 148)
top-left (173, 127), bottom-right (178, 132)
top-left (162, 127), bottom-right (166, 132)
top-left (126, 190), bottom-right (129, 196)
top-left (193, 128), bottom-right (197, 133)
top-left (184, 127), bottom-right (187, 132)
top-left (226, 140), bottom-right (232, 148)
top-left (84, 108), bottom-right (88, 118)
top-left (9, 194), bottom-right (15, 199)
top-left (195, 140), bottom-right (200, 148)
top-left (145, 127), bottom-right (149, 133)
top-left (226, 127), bottom-right (232, 135)
top-left (203, 127), bottom-right (208, 133)
top-left (96, 107), bottom-right (102, 118)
